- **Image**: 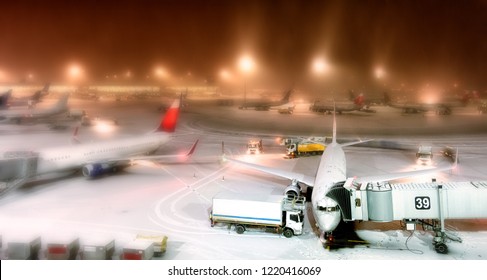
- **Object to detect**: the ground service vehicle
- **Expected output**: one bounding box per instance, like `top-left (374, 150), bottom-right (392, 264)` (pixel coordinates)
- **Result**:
top-left (210, 192), bottom-right (305, 238)
top-left (287, 142), bottom-right (326, 158)
top-left (247, 139), bottom-right (263, 154)
top-left (416, 145), bottom-right (433, 165)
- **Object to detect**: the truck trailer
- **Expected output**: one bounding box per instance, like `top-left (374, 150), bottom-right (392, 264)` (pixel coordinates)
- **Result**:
top-left (287, 142), bottom-right (326, 158)
top-left (210, 192), bottom-right (305, 238)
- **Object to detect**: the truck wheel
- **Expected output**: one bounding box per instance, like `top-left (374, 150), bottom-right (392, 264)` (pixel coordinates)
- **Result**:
top-left (435, 243), bottom-right (448, 254)
top-left (236, 225), bottom-right (245, 234)
top-left (283, 228), bottom-right (293, 238)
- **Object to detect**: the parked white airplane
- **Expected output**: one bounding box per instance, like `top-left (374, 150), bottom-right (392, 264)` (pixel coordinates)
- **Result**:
top-left (0, 83), bottom-right (50, 109)
top-left (0, 97), bottom-right (197, 188)
top-left (238, 89), bottom-right (294, 111)
top-left (0, 93), bottom-right (68, 124)
top-left (226, 109), bottom-right (456, 246)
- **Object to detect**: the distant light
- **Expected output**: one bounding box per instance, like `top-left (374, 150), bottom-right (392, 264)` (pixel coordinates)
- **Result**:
top-left (312, 58), bottom-right (330, 74)
top-left (238, 55), bottom-right (255, 74)
top-left (126, 71), bottom-right (132, 78)
top-left (67, 64), bottom-right (84, 82)
top-left (220, 69), bottom-right (232, 80)
top-left (69, 65), bottom-right (81, 78)
top-left (93, 119), bottom-right (117, 134)
top-left (154, 67), bottom-right (168, 78)
top-left (375, 67), bottom-right (385, 79)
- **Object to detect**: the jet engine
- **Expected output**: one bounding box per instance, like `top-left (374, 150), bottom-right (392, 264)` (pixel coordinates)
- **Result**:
top-left (82, 163), bottom-right (116, 178)
top-left (284, 179), bottom-right (301, 198)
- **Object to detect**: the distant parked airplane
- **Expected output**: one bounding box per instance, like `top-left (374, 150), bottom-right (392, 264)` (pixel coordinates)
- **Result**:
top-left (238, 89), bottom-right (293, 111)
top-left (0, 97), bottom-right (198, 191)
top-left (309, 91), bottom-right (376, 114)
top-left (0, 93), bottom-right (68, 124)
top-left (0, 83), bottom-right (50, 109)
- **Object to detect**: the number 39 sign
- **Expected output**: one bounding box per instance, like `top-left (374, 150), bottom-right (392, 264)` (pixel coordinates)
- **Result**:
top-left (415, 196), bottom-right (431, 210)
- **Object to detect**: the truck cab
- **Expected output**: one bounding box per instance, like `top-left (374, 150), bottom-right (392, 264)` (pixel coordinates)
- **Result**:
top-left (283, 209), bottom-right (304, 237)
top-left (281, 195), bottom-right (305, 237)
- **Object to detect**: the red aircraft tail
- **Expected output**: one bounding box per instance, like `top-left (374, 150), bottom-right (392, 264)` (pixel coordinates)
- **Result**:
top-left (354, 94), bottom-right (365, 107)
top-left (156, 98), bottom-right (180, 133)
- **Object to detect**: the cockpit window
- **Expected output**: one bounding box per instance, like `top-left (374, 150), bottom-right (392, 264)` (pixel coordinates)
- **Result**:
top-left (317, 205), bottom-right (339, 212)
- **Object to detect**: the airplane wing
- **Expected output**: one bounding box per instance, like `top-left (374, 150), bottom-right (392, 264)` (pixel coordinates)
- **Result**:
top-left (226, 145), bottom-right (457, 188)
top-left (96, 139), bottom-right (199, 166)
top-left (355, 153), bottom-right (458, 184)
top-left (129, 139), bottom-right (199, 164)
top-left (225, 156), bottom-right (316, 186)
top-left (354, 165), bottom-right (455, 184)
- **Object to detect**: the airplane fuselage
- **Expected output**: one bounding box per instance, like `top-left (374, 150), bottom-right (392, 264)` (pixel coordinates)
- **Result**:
top-left (0, 133), bottom-right (171, 180)
top-left (311, 142), bottom-right (347, 234)
top-left (0, 94), bottom-right (68, 123)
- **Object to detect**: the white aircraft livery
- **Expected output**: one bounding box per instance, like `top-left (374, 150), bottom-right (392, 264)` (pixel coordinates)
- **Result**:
top-left (0, 97), bottom-right (197, 185)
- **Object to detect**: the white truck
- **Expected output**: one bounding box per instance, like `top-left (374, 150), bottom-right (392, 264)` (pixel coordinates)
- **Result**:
top-left (247, 139), bottom-right (263, 154)
top-left (210, 192), bottom-right (305, 238)
top-left (416, 145), bottom-right (433, 165)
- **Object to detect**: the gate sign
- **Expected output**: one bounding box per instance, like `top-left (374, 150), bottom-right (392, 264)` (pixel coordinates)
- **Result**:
top-left (415, 196), bottom-right (431, 210)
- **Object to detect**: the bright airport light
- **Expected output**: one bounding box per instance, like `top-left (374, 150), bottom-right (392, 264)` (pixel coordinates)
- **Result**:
top-left (67, 64), bottom-right (84, 82)
top-left (374, 67), bottom-right (385, 79)
top-left (154, 66), bottom-right (169, 79)
top-left (238, 55), bottom-right (255, 74)
top-left (312, 57), bottom-right (330, 75)
top-left (69, 65), bottom-right (81, 78)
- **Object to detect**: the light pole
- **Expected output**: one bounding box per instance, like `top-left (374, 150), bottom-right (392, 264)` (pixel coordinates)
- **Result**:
top-left (67, 63), bottom-right (84, 90)
top-left (312, 57), bottom-right (330, 97)
top-left (238, 55), bottom-right (254, 108)
top-left (374, 66), bottom-right (387, 97)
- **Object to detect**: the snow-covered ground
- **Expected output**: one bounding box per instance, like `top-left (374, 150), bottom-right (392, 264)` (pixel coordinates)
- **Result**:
top-left (1, 98), bottom-right (487, 277)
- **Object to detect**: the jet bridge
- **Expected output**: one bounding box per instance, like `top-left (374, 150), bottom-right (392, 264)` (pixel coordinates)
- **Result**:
top-left (332, 178), bottom-right (487, 253)
top-left (0, 151), bottom-right (39, 195)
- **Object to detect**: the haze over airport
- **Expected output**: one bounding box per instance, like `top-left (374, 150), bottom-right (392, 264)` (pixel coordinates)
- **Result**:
top-left (0, 0), bottom-right (486, 97)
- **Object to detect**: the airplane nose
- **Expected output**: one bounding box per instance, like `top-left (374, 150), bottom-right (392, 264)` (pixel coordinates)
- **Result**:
top-left (314, 197), bottom-right (341, 234)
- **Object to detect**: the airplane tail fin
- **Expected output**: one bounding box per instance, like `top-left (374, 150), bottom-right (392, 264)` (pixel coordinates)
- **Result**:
top-left (54, 93), bottom-right (70, 111)
top-left (31, 91), bottom-right (42, 103)
top-left (42, 83), bottom-right (50, 93)
top-left (353, 93), bottom-right (365, 107)
top-left (71, 126), bottom-right (81, 144)
top-left (32, 83), bottom-right (50, 103)
top-left (0, 90), bottom-right (12, 108)
top-left (281, 89), bottom-right (293, 103)
top-left (155, 96), bottom-right (181, 133)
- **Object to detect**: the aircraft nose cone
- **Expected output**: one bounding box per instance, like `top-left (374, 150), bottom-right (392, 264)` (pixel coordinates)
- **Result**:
top-left (314, 197), bottom-right (341, 233)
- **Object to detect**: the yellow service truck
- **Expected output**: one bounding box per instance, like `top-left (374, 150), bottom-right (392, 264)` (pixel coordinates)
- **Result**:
top-left (287, 142), bottom-right (326, 158)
